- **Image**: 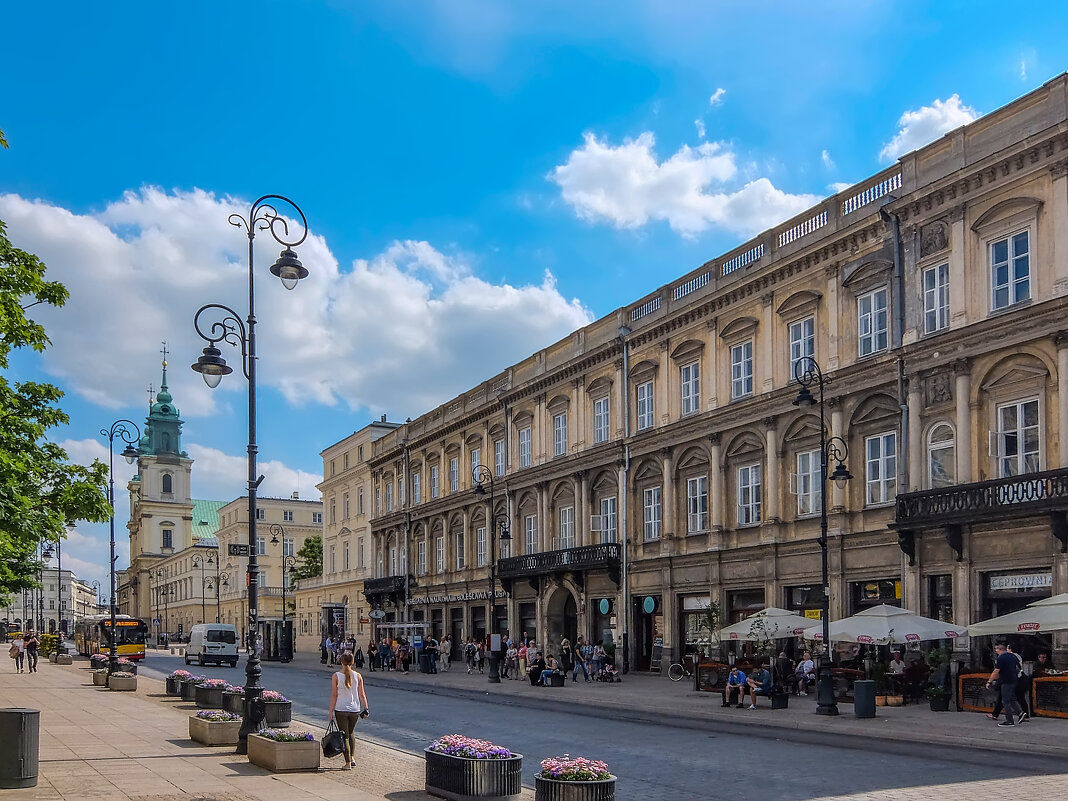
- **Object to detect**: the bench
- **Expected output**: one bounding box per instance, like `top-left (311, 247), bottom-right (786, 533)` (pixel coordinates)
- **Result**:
top-left (546, 674), bottom-right (565, 687)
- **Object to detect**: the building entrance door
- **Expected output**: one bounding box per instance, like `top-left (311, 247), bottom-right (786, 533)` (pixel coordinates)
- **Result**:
top-left (545, 588), bottom-right (577, 660)
top-left (450, 607), bottom-right (464, 660)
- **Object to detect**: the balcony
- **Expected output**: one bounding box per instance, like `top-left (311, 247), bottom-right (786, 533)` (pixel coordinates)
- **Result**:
top-left (363, 575), bottom-right (407, 598)
top-left (498, 543), bottom-right (621, 587)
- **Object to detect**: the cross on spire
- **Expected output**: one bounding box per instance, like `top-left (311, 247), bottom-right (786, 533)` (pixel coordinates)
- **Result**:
top-left (146, 384), bottom-right (155, 407)
top-left (160, 340), bottom-right (169, 367)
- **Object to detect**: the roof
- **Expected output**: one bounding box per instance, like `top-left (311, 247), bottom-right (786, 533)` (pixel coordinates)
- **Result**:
top-left (191, 499), bottom-right (226, 541)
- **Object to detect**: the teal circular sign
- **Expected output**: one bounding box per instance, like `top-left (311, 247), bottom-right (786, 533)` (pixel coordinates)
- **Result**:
top-left (598, 598), bottom-right (612, 615)
top-left (642, 596), bottom-right (657, 614)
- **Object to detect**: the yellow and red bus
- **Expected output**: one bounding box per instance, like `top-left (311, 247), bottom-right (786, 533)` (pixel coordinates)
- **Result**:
top-left (75, 615), bottom-right (148, 661)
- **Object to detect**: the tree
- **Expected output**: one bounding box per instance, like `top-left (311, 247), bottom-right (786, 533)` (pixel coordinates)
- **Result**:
top-left (0, 135), bottom-right (112, 597)
top-left (291, 535), bottom-right (323, 582)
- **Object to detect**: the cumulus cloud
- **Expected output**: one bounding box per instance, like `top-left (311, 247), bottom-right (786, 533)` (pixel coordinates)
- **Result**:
top-left (549, 132), bottom-right (819, 237)
top-left (879, 94), bottom-right (979, 162)
top-left (821, 149), bottom-right (835, 170)
top-left (185, 444), bottom-right (322, 502)
top-left (694, 119), bottom-right (706, 139)
top-left (827, 182), bottom-right (853, 195)
top-left (0, 189), bottom-right (592, 418)
top-left (709, 88), bottom-right (726, 106)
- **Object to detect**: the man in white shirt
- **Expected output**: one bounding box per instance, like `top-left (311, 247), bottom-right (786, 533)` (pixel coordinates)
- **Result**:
top-left (795, 651), bottom-right (816, 695)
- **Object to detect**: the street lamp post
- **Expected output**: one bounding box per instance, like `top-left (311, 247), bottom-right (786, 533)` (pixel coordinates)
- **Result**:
top-left (100, 420), bottom-right (140, 676)
top-left (269, 525), bottom-right (297, 627)
top-left (190, 194), bottom-right (309, 754)
top-left (192, 552), bottom-right (210, 624)
top-left (472, 465), bottom-right (512, 684)
top-left (792, 356), bottom-right (853, 718)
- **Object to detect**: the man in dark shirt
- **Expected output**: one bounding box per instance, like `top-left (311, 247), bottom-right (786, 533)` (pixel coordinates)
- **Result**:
top-left (987, 642), bottom-right (1023, 727)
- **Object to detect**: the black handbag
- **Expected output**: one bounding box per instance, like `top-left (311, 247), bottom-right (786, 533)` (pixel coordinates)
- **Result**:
top-left (322, 719), bottom-right (346, 759)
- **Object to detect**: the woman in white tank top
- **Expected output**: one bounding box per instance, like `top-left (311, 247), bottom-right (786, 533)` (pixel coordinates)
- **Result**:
top-left (329, 651), bottom-right (370, 768)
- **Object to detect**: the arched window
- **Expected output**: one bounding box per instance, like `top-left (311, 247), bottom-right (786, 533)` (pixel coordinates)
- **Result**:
top-left (162, 474), bottom-right (173, 494)
top-left (927, 424), bottom-right (955, 489)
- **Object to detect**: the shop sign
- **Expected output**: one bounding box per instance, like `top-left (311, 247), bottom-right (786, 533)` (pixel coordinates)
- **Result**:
top-left (989, 573), bottom-right (1052, 592)
top-left (642, 596), bottom-right (658, 614)
top-left (407, 589), bottom-right (506, 606)
top-left (803, 609), bottom-right (822, 620)
top-left (681, 596), bottom-right (712, 611)
top-left (598, 598), bottom-right (613, 615)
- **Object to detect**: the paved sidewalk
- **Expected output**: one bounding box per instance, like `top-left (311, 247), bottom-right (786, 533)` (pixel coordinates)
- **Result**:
top-left (0, 657), bottom-right (518, 801)
top-left (289, 650), bottom-right (1068, 760)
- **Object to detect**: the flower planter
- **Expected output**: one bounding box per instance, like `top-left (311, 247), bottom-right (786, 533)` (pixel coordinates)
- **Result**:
top-left (166, 677), bottom-right (180, 695)
top-left (884, 695), bottom-right (904, 707)
top-left (223, 690), bottom-right (245, 715)
top-left (92, 670), bottom-right (108, 686)
top-left (425, 749), bottom-right (523, 801)
top-left (90, 656), bottom-right (108, 670)
top-left (875, 695), bottom-right (887, 707)
top-left (181, 680), bottom-right (200, 702)
top-left (189, 716), bottom-right (241, 746)
top-left (56, 654), bottom-right (72, 666)
top-left (928, 695), bottom-right (951, 712)
top-left (263, 700), bottom-right (292, 727)
top-left (195, 686), bottom-right (224, 709)
top-left (534, 774), bottom-right (616, 801)
top-left (247, 734), bottom-right (320, 772)
top-left (109, 675), bottom-right (137, 692)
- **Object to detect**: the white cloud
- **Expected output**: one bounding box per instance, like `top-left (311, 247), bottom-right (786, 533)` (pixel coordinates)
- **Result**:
top-left (0, 189), bottom-right (593, 418)
top-left (821, 149), bottom-right (835, 170)
top-left (549, 132), bottom-right (819, 237)
top-left (185, 443), bottom-right (322, 502)
top-left (827, 182), bottom-right (853, 195)
top-left (694, 119), bottom-right (706, 139)
top-left (879, 94), bottom-right (979, 162)
top-left (709, 88), bottom-right (726, 106)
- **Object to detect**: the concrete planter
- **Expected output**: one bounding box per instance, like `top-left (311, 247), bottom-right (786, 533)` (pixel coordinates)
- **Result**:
top-left (223, 691), bottom-right (245, 715)
top-left (247, 734), bottom-right (320, 773)
top-left (189, 716), bottom-right (241, 746)
top-left (108, 675), bottom-right (137, 692)
top-left (92, 670), bottom-right (108, 686)
top-left (425, 750), bottom-right (523, 801)
top-left (49, 653), bottom-right (58, 663)
top-left (534, 774), bottom-right (616, 801)
top-left (195, 686), bottom-right (224, 709)
top-left (90, 656), bottom-right (108, 670)
top-left (166, 677), bottom-right (181, 695)
top-left (180, 680), bottom-right (200, 702)
top-left (884, 695), bottom-right (904, 707)
top-left (263, 700), bottom-right (292, 727)
top-left (55, 654), bottom-right (72, 665)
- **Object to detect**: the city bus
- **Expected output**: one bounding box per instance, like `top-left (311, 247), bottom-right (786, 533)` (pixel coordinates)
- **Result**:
top-left (74, 615), bottom-right (148, 660)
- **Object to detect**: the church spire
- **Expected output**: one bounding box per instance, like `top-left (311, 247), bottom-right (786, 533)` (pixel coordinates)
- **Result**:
top-left (144, 340), bottom-right (184, 456)
top-left (156, 341), bottom-right (173, 404)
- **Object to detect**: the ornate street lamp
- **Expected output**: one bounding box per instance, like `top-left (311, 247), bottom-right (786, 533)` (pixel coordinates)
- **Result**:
top-left (793, 356), bottom-right (853, 717)
top-left (473, 465), bottom-right (512, 684)
top-left (101, 420), bottom-right (140, 676)
top-left (190, 194), bottom-right (309, 754)
top-left (270, 524), bottom-right (297, 662)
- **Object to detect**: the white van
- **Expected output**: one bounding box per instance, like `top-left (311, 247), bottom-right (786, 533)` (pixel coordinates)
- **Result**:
top-left (184, 624), bottom-right (239, 667)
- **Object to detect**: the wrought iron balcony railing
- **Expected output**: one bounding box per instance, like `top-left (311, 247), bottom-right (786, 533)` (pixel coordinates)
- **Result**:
top-left (363, 575), bottom-right (407, 596)
top-left (498, 542), bottom-right (621, 580)
top-left (893, 467), bottom-right (1068, 528)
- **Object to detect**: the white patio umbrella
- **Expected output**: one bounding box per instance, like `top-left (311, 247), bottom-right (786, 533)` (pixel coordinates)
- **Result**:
top-left (802, 604), bottom-right (967, 644)
top-left (967, 593), bottom-right (1068, 636)
top-left (717, 607), bottom-right (814, 642)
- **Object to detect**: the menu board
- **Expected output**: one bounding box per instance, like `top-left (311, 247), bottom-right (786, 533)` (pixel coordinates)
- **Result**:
top-left (650, 637), bottom-right (664, 671)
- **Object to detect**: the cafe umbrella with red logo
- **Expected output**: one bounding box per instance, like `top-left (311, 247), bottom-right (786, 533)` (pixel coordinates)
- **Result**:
top-left (717, 607), bottom-right (816, 641)
top-left (967, 593), bottom-right (1068, 637)
top-left (802, 604), bottom-right (968, 645)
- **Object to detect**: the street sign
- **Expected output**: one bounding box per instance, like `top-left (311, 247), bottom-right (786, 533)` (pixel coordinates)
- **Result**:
top-left (152, 618), bottom-right (161, 626)
top-left (369, 609), bottom-right (386, 620)
top-left (228, 543), bottom-right (250, 556)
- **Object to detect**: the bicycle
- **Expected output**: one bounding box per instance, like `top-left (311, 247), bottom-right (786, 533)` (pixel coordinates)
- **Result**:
top-left (667, 660), bottom-right (693, 682)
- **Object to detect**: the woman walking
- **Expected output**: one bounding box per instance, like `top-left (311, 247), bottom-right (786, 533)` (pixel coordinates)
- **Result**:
top-left (9, 634), bottom-right (25, 673)
top-left (328, 652), bottom-right (370, 770)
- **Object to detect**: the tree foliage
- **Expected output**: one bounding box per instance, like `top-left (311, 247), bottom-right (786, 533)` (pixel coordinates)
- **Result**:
top-left (0, 204), bottom-right (111, 597)
top-left (291, 535), bottom-right (323, 582)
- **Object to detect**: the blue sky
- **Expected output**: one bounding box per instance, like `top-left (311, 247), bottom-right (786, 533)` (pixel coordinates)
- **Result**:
top-left (2, 1), bottom-right (1064, 589)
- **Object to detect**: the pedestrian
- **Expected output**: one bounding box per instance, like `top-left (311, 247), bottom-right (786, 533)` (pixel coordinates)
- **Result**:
top-left (439, 635), bottom-right (450, 672)
top-left (398, 639), bottom-right (411, 674)
top-left (506, 642), bottom-right (518, 679)
top-left (465, 638), bottom-right (476, 673)
top-left (573, 636), bottom-right (590, 682)
top-left (9, 634), bottom-right (25, 673)
top-left (475, 639), bottom-right (485, 674)
top-left (988, 642), bottom-right (1030, 722)
top-left (320, 634), bottom-right (330, 664)
top-left (986, 642), bottom-right (1024, 727)
top-left (24, 630), bottom-right (39, 673)
top-left (518, 641), bottom-right (527, 677)
top-left (328, 651), bottom-right (370, 770)
top-left (560, 638), bottom-right (575, 681)
top-left (592, 640), bottom-right (606, 678)
top-left (367, 638), bottom-right (377, 671)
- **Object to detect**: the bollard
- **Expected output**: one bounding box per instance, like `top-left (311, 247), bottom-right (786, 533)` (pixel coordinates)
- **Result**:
top-left (0, 708), bottom-right (40, 788)
top-left (853, 680), bottom-right (876, 719)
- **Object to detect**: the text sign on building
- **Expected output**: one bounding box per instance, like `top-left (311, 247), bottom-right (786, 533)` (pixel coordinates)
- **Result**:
top-left (989, 573), bottom-right (1052, 592)
top-left (228, 543), bottom-right (250, 557)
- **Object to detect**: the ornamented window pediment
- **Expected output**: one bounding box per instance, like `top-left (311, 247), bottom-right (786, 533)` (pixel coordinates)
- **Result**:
top-left (586, 375), bottom-right (613, 396)
top-left (444, 442), bottom-right (461, 455)
top-left (719, 316), bottom-right (759, 341)
top-left (971, 197), bottom-right (1043, 232)
top-left (849, 393), bottom-right (899, 428)
top-left (629, 358), bottom-right (659, 381)
top-left (590, 469), bottom-right (617, 492)
top-left (546, 393), bottom-right (571, 412)
top-left (675, 445), bottom-right (710, 471)
top-left (515, 488), bottom-right (538, 512)
top-left (776, 290), bottom-right (822, 319)
top-left (549, 480), bottom-right (576, 504)
top-left (488, 423), bottom-right (505, 439)
top-left (670, 339), bottom-right (705, 363)
top-left (632, 456), bottom-right (663, 482)
top-left (724, 431), bottom-right (764, 460)
top-left (979, 356), bottom-right (1050, 392)
top-left (465, 433), bottom-right (484, 450)
top-left (782, 414), bottom-right (823, 444)
top-left (842, 259), bottom-right (893, 290)
top-left (512, 409), bottom-right (534, 428)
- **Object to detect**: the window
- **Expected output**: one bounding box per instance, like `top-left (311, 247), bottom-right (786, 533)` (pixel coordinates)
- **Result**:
top-left (858, 288), bottom-right (888, 357)
top-left (375, 488), bottom-right (381, 515)
top-left (994, 399), bottom-right (1040, 477)
top-left (330, 459), bottom-right (336, 477)
top-left (737, 464), bottom-right (762, 525)
top-left (162, 529), bottom-right (173, 550)
top-left (435, 536), bottom-right (445, 572)
top-left (927, 424), bottom-right (956, 488)
top-left (162, 474), bottom-right (172, 494)
top-left (789, 317), bottom-right (814, 378)
top-left (412, 473), bottom-right (421, 504)
top-left (636, 381), bottom-right (655, 430)
top-left (376, 552), bottom-right (384, 578)
top-left (519, 427), bottom-right (532, 468)
top-left (386, 484), bottom-right (394, 512)
top-left (494, 439), bottom-right (505, 477)
top-left (256, 508), bottom-right (266, 521)
top-left (730, 341), bottom-right (753, 399)
top-left (256, 536), bottom-right (267, 556)
top-left (553, 413), bottom-right (568, 457)
top-left (686, 476), bottom-right (708, 533)
top-left (431, 465), bottom-right (440, 498)
top-left (681, 362), bottom-right (700, 415)
top-left (454, 533), bottom-right (465, 570)
top-left (358, 488), bottom-right (364, 516)
top-left (525, 515), bottom-right (537, 554)
top-left (929, 574), bottom-right (953, 623)
top-left (283, 538), bottom-right (295, 557)
top-left (417, 540), bottom-right (426, 575)
top-left (865, 432), bottom-right (897, 505)
top-left (471, 447), bottom-right (481, 473)
top-left (593, 397), bottom-right (610, 443)
top-left (357, 536), bottom-right (365, 568)
top-left (358, 445), bottom-right (364, 462)
top-left (923, 263), bottom-right (950, 334)
top-left (476, 527), bottom-right (487, 567)
top-left (990, 231), bottom-right (1030, 310)
top-left (449, 457), bottom-right (459, 492)
top-left (389, 546), bottom-right (397, 575)
top-left (558, 506), bottom-right (575, 549)
top-left (343, 453), bottom-right (349, 470)
top-left (643, 487), bottom-right (661, 541)
top-left (795, 450), bottom-right (821, 516)
top-left (343, 494), bottom-right (350, 520)
top-left (343, 541), bottom-right (349, 571)
top-left (599, 496), bottom-right (617, 543)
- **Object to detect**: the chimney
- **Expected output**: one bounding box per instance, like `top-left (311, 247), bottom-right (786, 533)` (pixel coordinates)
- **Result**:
top-left (291, 491), bottom-right (299, 500)
top-left (380, 414), bottom-right (386, 422)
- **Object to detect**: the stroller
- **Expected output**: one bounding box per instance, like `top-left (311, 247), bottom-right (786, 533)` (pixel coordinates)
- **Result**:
top-left (595, 660), bottom-right (622, 682)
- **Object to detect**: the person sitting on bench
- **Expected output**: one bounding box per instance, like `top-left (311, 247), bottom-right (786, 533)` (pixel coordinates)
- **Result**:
top-left (746, 664), bottom-right (774, 710)
top-left (527, 651), bottom-right (546, 686)
top-left (540, 654), bottom-right (562, 686)
top-left (722, 666), bottom-right (747, 708)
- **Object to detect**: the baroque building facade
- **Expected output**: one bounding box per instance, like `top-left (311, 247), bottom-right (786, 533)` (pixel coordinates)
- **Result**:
top-left (350, 76), bottom-right (1068, 668)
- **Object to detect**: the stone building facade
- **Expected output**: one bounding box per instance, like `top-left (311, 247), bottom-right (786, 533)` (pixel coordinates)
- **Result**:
top-left (354, 76), bottom-right (1068, 668)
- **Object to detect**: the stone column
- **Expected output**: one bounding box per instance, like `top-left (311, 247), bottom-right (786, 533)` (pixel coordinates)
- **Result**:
top-left (763, 417), bottom-right (779, 523)
top-left (761, 293), bottom-right (775, 393)
top-left (830, 399), bottom-right (846, 511)
top-left (948, 206), bottom-right (967, 325)
top-left (709, 434), bottom-right (724, 535)
top-left (706, 320), bottom-right (718, 408)
top-left (954, 360), bottom-right (972, 484)
top-left (1057, 333), bottom-right (1068, 468)
top-left (825, 265), bottom-right (840, 370)
top-left (576, 471), bottom-right (588, 547)
top-left (539, 482), bottom-right (551, 552)
top-left (661, 448), bottom-right (674, 542)
top-left (908, 378), bottom-right (924, 493)
top-left (1051, 160), bottom-right (1068, 297)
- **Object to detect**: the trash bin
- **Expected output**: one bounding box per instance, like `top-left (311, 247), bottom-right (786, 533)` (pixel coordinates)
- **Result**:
top-left (853, 680), bottom-right (876, 719)
top-left (420, 653), bottom-right (433, 674)
top-left (0, 708), bottom-right (39, 788)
